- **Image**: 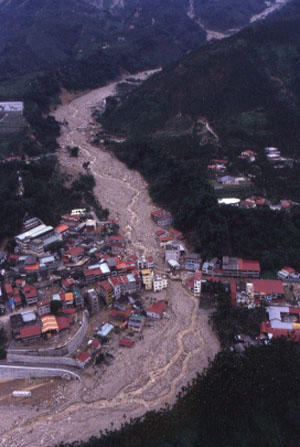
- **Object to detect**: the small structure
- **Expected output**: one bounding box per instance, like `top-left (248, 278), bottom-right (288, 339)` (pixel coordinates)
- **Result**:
top-left (119, 337), bottom-right (134, 348)
top-left (76, 352), bottom-right (92, 369)
top-left (97, 323), bottom-right (114, 338)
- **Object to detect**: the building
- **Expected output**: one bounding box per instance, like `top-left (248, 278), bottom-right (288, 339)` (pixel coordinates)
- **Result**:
top-left (87, 288), bottom-right (99, 314)
top-left (128, 313), bottom-right (145, 332)
top-left (15, 223), bottom-right (55, 254)
top-left (37, 298), bottom-right (51, 316)
top-left (252, 279), bottom-right (285, 304)
top-left (164, 244), bottom-right (181, 263)
top-left (64, 246), bottom-right (85, 264)
top-left (147, 300), bottom-right (167, 319)
top-left (151, 209), bottom-right (173, 228)
top-left (22, 284), bottom-right (38, 305)
top-left (141, 269), bottom-right (154, 290)
top-left (260, 306), bottom-right (300, 342)
top-left (193, 273), bottom-right (202, 297)
top-left (221, 257), bottom-right (260, 278)
top-left (108, 276), bottom-right (122, 300)
top-left (76, 351), bottom-right (92, 368)
top-left (119, 337), bottom-right (134, 348)
top-left (19, 324), bottom-right (41, 342)
top-left (98, 280), bottom-right (114, 305)
top-left (153, 274), bottom-right (168, 292)
top-left (73, 286), bottom-right (84, 308)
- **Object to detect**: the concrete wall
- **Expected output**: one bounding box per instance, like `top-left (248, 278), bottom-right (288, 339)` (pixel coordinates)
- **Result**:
top-left (7, 352), bottom-right (79, 369)
top-left (0, 364), bottom-right (81, 381)
top-left (8, 310), bottom-right (89, 358)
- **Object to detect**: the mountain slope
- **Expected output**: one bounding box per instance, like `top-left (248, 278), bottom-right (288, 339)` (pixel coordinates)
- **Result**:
top-left (102, 0), bottom-right (300, 156)
top-left (101, 0), bottom-right (300, 271)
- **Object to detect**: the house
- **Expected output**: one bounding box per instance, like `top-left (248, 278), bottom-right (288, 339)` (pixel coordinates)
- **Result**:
top-left (151, 209), bottom-right (173, 228)
top-left (110, 309), bottom-right (132, 322)
top-left (119, 337), bottom-right (134, 348)
top-left (87, 288), bottom-right (99, 314)
top-left (128, 313), bottom-right (145, 332)
top-left (108, 276), bottom-right (122, 300)
top-left (153, 274), bottom-right (168, 292)
top-left (64, 246), bottom-right (85, 264)
top-left (141, 269), bottom-right (154, 290)
top-left (76, 351), bottom-right (92, 369)
top-left (98, 280), bottom-right (114, 305)
top-left (22, 284), bottom-right (38, 305)
top-left (147, 300), bottom-right (167, 319)
top-left (88, 339), bottom-right (101, 354)
top-left (37, 298), bottom-right (51, 316)
top-left (251, 279), bottom-right (285, 303)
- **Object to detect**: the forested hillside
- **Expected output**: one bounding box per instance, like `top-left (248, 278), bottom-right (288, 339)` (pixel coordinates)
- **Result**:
top-left (101, 0), bottom-right (300, 271)
top-left (60, 338), bottom-right (300, 447)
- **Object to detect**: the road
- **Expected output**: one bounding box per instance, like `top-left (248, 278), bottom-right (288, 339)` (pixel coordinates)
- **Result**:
top-left (1, 70), bottom-right (219, 447)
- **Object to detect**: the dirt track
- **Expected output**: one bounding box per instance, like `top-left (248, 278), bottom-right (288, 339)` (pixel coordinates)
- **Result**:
top-left (1, 71), bottom-right (219, 447)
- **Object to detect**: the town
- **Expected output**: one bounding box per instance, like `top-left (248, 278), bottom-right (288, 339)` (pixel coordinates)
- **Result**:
top-left (0, 200), bottom-right (299, 382)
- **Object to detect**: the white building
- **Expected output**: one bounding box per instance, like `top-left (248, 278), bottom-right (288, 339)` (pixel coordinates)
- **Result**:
top-left (194, 274), bottom-right (202, 297)
top-left (153, 274), bottom-right (168, 292)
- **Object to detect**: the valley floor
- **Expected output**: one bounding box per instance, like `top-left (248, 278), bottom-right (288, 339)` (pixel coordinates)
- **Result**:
top-left (0, 71), bottom-right (219, 447)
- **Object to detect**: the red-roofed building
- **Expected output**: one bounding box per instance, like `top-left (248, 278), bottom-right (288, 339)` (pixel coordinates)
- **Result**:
top-left (19, 325), bottom-right (41, 341)
top-left (56, 316), bottom-right (70, 331)
top-left (76, 351), bottom-right (92, 368)
top-left (55, 224), bottom-right (69, 239)
top-left (25, 262), bottom-right (40, 272)
top-left (110, 309), bottom-right (133, 322)
top-left (147, 300), bottom-right (167, 319)
top-left (22, 284), bottom-right (38, 305)
top-left (151, 209), bottom-right (173, 228)
top-left (83, 268), bottom-right (103, 284)
top-left (222, 257), bottom-right (260, 278)
top-left (119, 337), bottom-right (134, 348)
top-left (65, 246), bottom-right (84, 263)
top-left (252, 279), bottom-right (285, 301)
top-left (62, 277), bottom-right (76, 291)
top-left (155, 229), bottom-right (166, 237)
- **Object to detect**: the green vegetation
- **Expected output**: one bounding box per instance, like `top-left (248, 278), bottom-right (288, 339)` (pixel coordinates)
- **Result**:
top-left (101, 1), bottom-right (300, 271)
top-left (210, 287), bottom-right (266, 347)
